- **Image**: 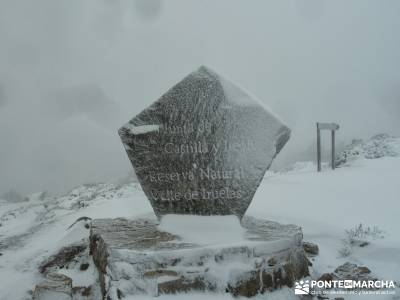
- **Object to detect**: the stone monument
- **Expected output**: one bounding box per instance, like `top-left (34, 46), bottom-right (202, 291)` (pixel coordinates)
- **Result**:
top-left (118, 66), bottom-right (290, 218)
top-left (89, 67), bottom-right (309, 299)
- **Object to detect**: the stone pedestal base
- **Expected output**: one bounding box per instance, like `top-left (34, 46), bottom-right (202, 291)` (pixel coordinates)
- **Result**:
top-left (89, 216), bottom-right (309, 299)
top-left (32, 273), bottom-right (72, 300)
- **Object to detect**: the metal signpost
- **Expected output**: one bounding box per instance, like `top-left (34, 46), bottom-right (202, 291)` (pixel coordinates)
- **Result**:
top-left (317, 122), bottom-right (340, 172)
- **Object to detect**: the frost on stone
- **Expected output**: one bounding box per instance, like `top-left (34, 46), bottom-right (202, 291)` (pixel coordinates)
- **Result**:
top-left (119, 66), bottom-right (291, 218)
top-left (123, 123), bottom-right (160, 135)
top-left (89, 216), bottom-right (308, 298)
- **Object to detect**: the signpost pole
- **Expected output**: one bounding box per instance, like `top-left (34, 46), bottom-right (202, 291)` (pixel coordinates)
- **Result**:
top-left (331, 130), bottom-right (335, 170)
top-left (317, 123), bottom-right (321, 172)
top-left (316, 122), bottom-right (339, 172)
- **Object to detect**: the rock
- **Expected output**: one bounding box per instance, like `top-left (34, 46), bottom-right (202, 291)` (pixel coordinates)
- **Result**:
top-left (357, 266), bottom-right (371, 274)
top-left (318, 273), bottom-right (334, 283)
top-left (80, 263), bottom-right (90, 271)
top-left (144, 270), bottom-right (179, 278)
top-left (72, 286), bottom-right (92, 297)
top-left (89, 216), bottom-right (308, 298)
top-left (227, 259), bottom-right (304, 298)
top-left (307, 258), bottom-right (313, 266)
top-left (334, 262), bottom-right (355, 274)
top-left (303, 242), bottom-right (319, 255)
top-left (158, 277), bottom-right (209, 294)
top-left (267, 257), bottom-right (277, 266)
top-left (273, 264), bottom-right (293, 288)
top-left (39, 243), bottom-right (87, 274)
top-left (118, 66), bottom-right (290, 219)
top-left (333, 262), bottom-right (377, 282)
top-left (228, 270), bottom-right (261, 297)
top-left (32, 273), bottom-right (72, 300)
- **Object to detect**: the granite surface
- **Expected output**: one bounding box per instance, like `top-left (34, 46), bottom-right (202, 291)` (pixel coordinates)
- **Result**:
top-left (119, 66), bottom-right (290, 218)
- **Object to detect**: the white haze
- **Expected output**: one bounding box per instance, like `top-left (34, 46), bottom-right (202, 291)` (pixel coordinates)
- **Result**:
top-left (0, 0), bottom-right (399, 195)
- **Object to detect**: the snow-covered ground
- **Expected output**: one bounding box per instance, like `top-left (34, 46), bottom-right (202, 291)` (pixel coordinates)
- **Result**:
top-left (251, 157), bottom-right (400, 299)
top-left (1, 138), bottom-right (399, 300)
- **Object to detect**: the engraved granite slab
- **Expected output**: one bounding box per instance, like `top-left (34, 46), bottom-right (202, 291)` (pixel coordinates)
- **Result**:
top-left (119, 66), bottom-right (290, 218)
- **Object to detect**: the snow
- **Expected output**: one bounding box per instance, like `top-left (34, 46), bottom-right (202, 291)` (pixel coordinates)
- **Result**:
top-left (158, 214), bottom-right (246, 245)
top-left (123, 123), bottom-right (160, 135)
top-left (251, 157), bottom-right (400, 235)
top-left (218, 70), bottom-right (258, 107)
top-left (203, 66), bottom-right (288, 126)
top-left (124, 288), bottom-right (297, 300)
top-left (0, 151), bottom-right (399, 299)
top-left (57, 257), bottom-right (97, 287)
top-left (249, 157), bottom-right (400, 300)
top-left (0, 183), bottom-right (150, 300)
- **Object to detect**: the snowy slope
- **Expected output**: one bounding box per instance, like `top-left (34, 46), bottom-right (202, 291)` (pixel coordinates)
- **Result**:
top-left (0, 183), bottom-right (153, 300)
top-left (250, 157), bottom-right (400, 295)
top-left (336, 133), bottom-right (400, 166)
top-left (1, 141), bottom-right (400, 299)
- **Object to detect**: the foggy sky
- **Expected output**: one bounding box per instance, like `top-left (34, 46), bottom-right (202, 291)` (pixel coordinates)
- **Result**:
top-left (1, 0), bottom-right (399, 196)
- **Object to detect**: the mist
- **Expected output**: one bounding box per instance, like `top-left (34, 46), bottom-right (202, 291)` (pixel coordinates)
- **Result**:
top-left (1, 0), bottom-right (399, 196)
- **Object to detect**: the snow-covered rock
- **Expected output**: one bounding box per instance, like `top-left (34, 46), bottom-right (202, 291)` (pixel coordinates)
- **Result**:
top-left (33, 273), bottom-right (73, 300)
top-left (89, 216), bottom-right (308, 298)
top-left (303, 241), bottom-right (319, 256)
